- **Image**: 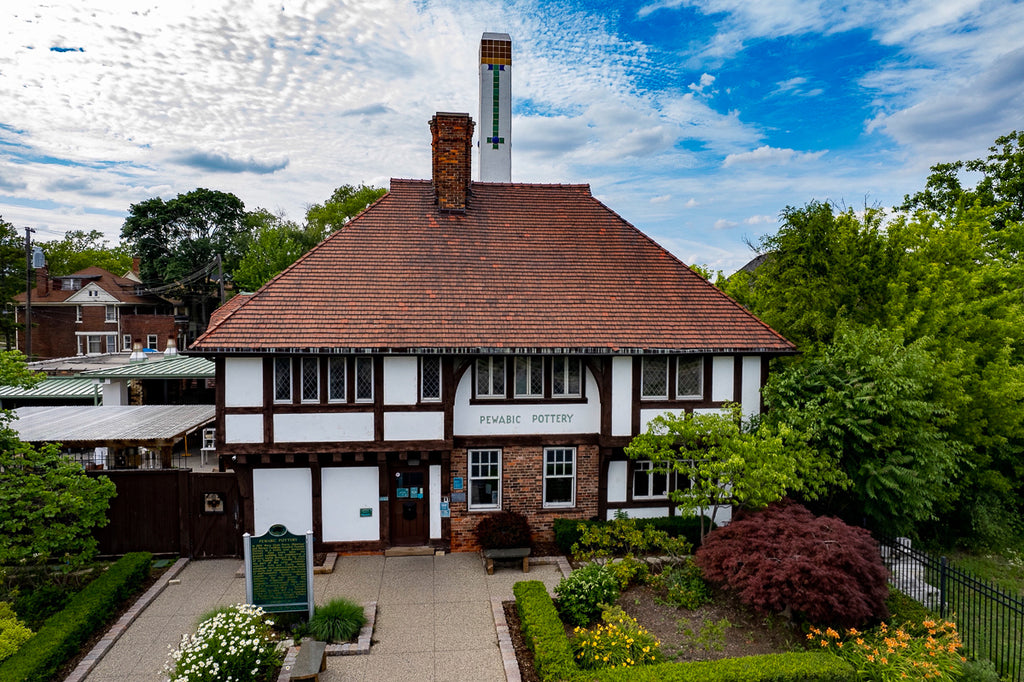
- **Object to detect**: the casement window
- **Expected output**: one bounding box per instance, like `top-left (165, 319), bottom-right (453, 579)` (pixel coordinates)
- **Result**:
top-left (75, 306), bottom-right (82, 323)
top-left (468, 449), bottom-right (502, 510)
top-left (641, 357), bottom-right (669, 399)
top-left (146, 334), bottom-right (158, 350)
top-left (676, 357), bottom-right (703, 399)
top-left (355, 356), bottom-right (374, 402)
top-left (633, 460), bottom-right (669, 499)
top-left (421, 356), bottom-right (441, 402)
top-left (543, 447), bottom-right (576, 508)
top-left (514, 355), bottom-right (544, 398)
top-left (122, 334), bottom-right (131, 351)
top-left (328, 357), bottom-right (346, 402)
top-left (475, 356), bottom-right (506, 398)
top-left (301, 357), bottom-right (320, 402)
top-left (105, 305), bottom-right (118, 322)
top-left (552, 357), bottom-right (582, 398)
top-left (274, 357), bottom-right (292, 402)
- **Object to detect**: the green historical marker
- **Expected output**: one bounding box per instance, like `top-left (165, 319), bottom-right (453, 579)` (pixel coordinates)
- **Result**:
top-left (244, 524), bottom-right (314, 618)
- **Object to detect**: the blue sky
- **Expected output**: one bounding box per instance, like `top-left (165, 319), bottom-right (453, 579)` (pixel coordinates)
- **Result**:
top-left (2, 0), bottom-right (1023, 273)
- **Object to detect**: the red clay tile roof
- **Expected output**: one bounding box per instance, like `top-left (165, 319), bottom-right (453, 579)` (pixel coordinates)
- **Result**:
top-left (190, 180), bottom-right (794, 354)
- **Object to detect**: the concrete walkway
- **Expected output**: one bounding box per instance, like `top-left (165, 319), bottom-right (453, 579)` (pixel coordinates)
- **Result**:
top-left (81, 553), bottom-right (566, 682)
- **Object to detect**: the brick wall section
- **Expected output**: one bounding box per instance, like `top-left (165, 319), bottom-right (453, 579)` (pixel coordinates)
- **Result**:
top-left (450, 444), bottom-right (599, 552)
top-left (122, 314), bottom-right (181, 351)
top-left (429, 113), bottom-right (475, 211)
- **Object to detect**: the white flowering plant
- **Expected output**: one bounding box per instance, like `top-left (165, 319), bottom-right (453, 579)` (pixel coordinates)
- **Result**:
top-left (165, 603), bottom-right (283, 682)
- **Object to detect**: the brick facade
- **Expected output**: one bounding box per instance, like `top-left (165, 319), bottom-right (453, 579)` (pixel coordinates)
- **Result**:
top-left (449, 443), bottom-right (600, 552)
top-left (429, 113), bottom-right (475, 211)
top-left (121, 314), bottom-right (181, 352)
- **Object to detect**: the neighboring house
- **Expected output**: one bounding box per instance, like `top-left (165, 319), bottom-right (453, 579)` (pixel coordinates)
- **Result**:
top-left (13, 265), bottom-right (185, 360)
top-left (189, 110), bottom-right (796, 553)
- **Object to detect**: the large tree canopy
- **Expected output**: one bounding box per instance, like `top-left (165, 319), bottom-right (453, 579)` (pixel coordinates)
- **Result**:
top-left (0, 217), bottom-right (26, 349)
top-left (304, 183), bottom-right (386, 239)
top-left (38, 229), bottom-right (133, 277)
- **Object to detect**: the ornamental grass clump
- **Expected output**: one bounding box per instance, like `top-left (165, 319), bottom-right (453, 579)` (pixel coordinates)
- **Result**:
top-left (166, 603), bottom-right (282, 682)
top-left (554, 563), bottom-right (620, 626)
top-left (308, 597), bottom-right (366, 643)
top-left (812, 618), bottom-right (966, 681)
top-left (572, 604), bottom-right (662, 670)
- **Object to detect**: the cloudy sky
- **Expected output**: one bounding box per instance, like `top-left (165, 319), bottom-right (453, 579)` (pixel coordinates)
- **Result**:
top-left (2, 0), bottom-right (1022, 273)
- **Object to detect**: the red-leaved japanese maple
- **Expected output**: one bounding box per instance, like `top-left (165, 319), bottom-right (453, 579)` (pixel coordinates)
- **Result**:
top-left (695, 500), bottom-right (890, 627)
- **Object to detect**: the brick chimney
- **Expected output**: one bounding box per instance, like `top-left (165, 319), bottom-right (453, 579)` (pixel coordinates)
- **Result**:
top-left (430, 113), bottom-right (475, 212)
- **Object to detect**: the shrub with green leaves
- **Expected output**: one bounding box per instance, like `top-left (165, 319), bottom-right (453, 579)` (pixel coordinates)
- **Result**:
top-left (572, 517), bottom-right (691, 563)
top-left (555, 563), bottom-right (621, 626)
top-left (166, 603), bottom-right (282, 682)
top-left (650, 558), bottom-right (713, 610)
top-left (0, 603), bottom-right (32, 664)
top-left (606, 557), bottom-right (650, 590)
top-left (308, 597), bottom-right (367, 643)
top-left (573, 604), bottom-right (662, 670)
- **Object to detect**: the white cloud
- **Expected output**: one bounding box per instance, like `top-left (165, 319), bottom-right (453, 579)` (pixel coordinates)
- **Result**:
top-left (723, 146), bottom-right (827, 167)
top-left (713, 218), bottom-right (738, 230)
top-left (744, 214), bottom-right (774, 225)
top-left (650, 194), bottom-right (672, 203)
top-left (684, 198), bottom-right (698, 208)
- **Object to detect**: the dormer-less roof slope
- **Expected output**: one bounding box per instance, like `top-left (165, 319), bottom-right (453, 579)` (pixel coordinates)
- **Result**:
top-left (14, 266), bottom-right (158, 305)
top-left (190, 180), bottom-right (794, 354)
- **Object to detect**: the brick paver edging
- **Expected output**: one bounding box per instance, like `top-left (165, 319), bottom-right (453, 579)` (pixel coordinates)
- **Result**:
top-left (275, 601), bottom-right (376, 681)
top-left (64, 557), bottom-right (191, 682)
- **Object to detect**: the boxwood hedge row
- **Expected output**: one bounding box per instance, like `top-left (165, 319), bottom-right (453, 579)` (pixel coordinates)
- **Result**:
top-left (0, 552), bottom-right (153, 682)
top-left (553, 516), bottom-right (715, 557)
top-left (512, 579), bottom-right (856, 682)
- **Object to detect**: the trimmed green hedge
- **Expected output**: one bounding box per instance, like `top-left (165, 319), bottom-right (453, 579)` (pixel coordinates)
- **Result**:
top-left (553, 516), bottom-right (716, 556)
top-left (0, 552), bottom-right (153, 682)
top-left (513, 579), bottom-right (856, 682)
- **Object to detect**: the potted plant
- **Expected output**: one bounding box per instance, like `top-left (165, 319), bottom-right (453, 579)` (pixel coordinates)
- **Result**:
top-left (475, 510), bottom-right (533, 574)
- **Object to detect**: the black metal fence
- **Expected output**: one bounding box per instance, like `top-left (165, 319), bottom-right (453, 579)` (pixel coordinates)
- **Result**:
top-left (876, 533), bottom-right (1023, 681)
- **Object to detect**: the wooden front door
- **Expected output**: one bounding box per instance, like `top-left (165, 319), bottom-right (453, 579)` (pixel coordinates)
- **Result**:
top-left (190, 472), bottom-right (243, 558)
top-left (390, 467), bottom-right (429, 546)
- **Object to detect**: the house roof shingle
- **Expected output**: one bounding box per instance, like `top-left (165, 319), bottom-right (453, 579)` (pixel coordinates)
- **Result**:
top-left (190, 180), bottom-right (794, 354)
top-left (14, 266), bottom-right (162, 306)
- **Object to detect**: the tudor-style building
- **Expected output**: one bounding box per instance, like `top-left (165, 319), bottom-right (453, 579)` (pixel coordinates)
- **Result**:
top-left (189, 106), bottom-right (795, 553)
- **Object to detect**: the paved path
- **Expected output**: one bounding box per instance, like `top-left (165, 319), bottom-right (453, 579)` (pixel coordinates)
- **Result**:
top-left (82, 553), bottom-right (565, 682)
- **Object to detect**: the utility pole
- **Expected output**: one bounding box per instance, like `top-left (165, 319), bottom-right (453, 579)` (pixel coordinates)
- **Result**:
top-left (24, 226), bottom-right (35, 360)
top-left (217, 253), bottom-right (225, 305)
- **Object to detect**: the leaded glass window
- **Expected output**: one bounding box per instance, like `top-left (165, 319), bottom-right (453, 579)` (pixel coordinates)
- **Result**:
top-left (328, 357), bottom-right (346, 402)
top-left (301, 357), bottom-right (319, 402)
top-left (514, 355), bottom-right (543, 397)
top-left (421, 356), bottom-right (441, 401)
top-left (476, 356), bottom-right (505, 398)
top-left (677, 357), bottom-right (703, 399)
top-left (641, 357), bottom-right (668, 399)
top-left (274, 357), bottom-right (291, 402)
top-left (355, 356), bottom-right (373, 402)
top-left (552, 357), bottom-right (582, 397)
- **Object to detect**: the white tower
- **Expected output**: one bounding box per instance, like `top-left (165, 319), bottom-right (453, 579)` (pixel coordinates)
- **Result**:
top-left (479, 33), bottom-right (512, 182)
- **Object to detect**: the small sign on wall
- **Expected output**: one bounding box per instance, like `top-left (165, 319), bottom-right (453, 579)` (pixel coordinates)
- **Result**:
top-left (440, 500), bottom-right (450, 518)
top-left (360, 508), bottom-right (372, 518)
top-left (453, 477), bottom-right (464, 491)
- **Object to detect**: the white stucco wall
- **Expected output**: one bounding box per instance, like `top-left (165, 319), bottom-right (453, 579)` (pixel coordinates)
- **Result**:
top-left (453, 368), bottom-right (601, 436)
top-left (607, 460), bottom-right (628, 503)
top-left (384, 411), bottom-right (444, 441)
top-left (274, 412), bottom-right (374, 442)
top-left (611, 356), bottom-right (633, 437)
top-left (712, 355), bottom-right (734, 402)
top-left (606, 507), bottom-right (671, 521)
top-left (252, 468), bottom-right (312, 536)
top-left (321, 467), bottom-right (380, 542)
top-left (224, 357), bottom-right (263, 407)
top-left (225, 414), bottom-right (263, 443)
top-left (383, 356), bottom-right (418, 406)
top-left (741, 355), bottom-right (762, 417)
top-left (430, 465), bottom-right (442, 539)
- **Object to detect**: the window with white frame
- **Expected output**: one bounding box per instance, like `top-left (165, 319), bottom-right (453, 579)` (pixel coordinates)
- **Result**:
top-left (543, 447), bottom-right (576, 507)
top-left (420, 356), bottom-right (441, 402)
top-left (632, 460), bottom-right (669, 499)
top-left (122, 334), bottom-right (131, 351)
top-left (328, 357), bottom-right (346, 402)
top-left (105, 305), bottom-right (117, 322)
top-left (146, 334), bottom-right (158, 350)
top-left (301, 357), bottom-right (319, 402)
top-left (676, 357), bottom-right (703, 399)
top-left (514, 355), bottom-right (544, 397)
top-left (87, 335), bottom-right (102, 354)
top-left (105, 334), bottom-right (117, 353)
top-left (641, 357), bottom-right (669, 399)
top-left (274, 357), bottom-right (292, 402)
top-left (552, 356), bottom-right (582, 397)
top-left (355, 356), bottom-right (374, 402)
top-left (75, 306), bottom-right (82, 323)
top-left (468, 449), bottom-right (501, 510)
top-left (475, 356), bottom-right (505, 398)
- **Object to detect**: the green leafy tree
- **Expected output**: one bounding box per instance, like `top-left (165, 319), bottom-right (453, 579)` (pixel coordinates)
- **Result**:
top-left (304, 183), bottom-right (386, 239)
top-left (900, 130), bottom-right (1024, 229)
top-left (625, 405), bottom-right (845, 540)
top-left (121, 188), bottom-right (252, 333)
top-left (231, 210), bottom-right (310, 292)
top-left (763, 324), bottom-right (963, 535)
top-left (0, 351), bottom-right (114, 569)
top-left (0, 218), bottom-right (27, 350)
top-left (37, 229), bottom-right (133, 277)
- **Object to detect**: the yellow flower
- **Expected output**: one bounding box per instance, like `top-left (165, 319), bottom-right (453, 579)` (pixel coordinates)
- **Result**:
top-left (826, 628), bottom-right (840, 639)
